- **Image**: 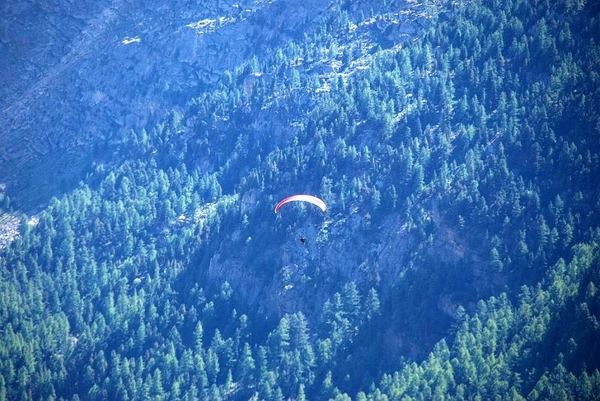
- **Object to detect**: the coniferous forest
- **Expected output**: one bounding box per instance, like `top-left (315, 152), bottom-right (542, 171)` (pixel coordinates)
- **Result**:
top-left (1, 0), bottom-right (600, 399)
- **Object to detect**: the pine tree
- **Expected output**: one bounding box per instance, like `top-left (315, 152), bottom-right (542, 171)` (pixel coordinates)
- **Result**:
top-left (238, 342), bottom-right (256, 393)
top-left (364, 288), bottom-right (381, 320)
top-left (149, 368), bottom-right (165, 401)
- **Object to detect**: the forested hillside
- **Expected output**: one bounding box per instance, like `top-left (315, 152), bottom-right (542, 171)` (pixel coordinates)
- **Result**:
top-left (1, 0), bottom-right (599, 399)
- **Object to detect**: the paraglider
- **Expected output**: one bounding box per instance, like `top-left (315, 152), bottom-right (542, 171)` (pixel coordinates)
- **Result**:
top-left (275, 195), bottom-right (326, 246)
top-left (274, 194), bottom-right (327, 213)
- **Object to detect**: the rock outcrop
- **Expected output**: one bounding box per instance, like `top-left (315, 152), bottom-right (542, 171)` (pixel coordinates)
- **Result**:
top-left (1, 0), bottom-right (331, 209)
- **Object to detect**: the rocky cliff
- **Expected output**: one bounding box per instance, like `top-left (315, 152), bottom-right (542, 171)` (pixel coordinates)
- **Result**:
top-left (1, 0), bottom-right (338, 209)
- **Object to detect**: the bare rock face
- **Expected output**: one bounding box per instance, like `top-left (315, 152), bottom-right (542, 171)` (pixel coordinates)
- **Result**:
top-left (1, 0), bottom-right (422, 214)
top-left (0, 0), bottom-right (329, 210)
top-left (0, 0), bottom-right (108, 107)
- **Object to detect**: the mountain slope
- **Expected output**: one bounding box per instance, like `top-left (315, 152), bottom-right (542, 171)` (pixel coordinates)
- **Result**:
top-left (1, 0), bottom-right (600, 399)
top-left (1, 0), bottom-right (334, 209)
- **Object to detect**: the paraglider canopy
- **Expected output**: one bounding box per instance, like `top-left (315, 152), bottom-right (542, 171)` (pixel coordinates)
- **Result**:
top-left (274, 194), bottom-right (327, 213)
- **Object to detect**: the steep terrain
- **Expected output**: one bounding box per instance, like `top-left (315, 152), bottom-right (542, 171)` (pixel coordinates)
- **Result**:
top-left (1, 0), bottom-right (439, 335)
top-left (1, 0), bottom-right (330, 209)
top-left (1, 0), bottom-right (600, 399)
top-left (1, 0), bottom-right (424, 210)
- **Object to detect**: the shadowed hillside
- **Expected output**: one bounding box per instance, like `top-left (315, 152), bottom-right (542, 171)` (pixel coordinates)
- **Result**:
top-left (1, 0), bottom-right (600, 399)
